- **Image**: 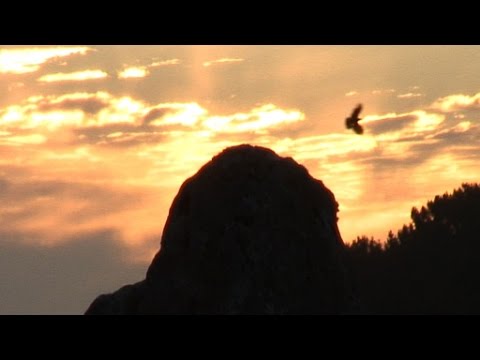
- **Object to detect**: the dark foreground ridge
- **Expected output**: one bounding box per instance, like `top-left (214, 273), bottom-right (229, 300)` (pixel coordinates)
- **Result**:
top-left (85, 144), bottom-right (354, 314)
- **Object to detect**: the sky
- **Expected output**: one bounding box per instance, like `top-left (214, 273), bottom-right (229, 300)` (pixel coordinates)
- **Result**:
top-left (1, 45), bottom-right (479, 314)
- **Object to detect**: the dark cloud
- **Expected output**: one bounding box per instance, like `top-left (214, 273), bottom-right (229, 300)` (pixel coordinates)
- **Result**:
top-left (321, 112), bottom-right (478, 180)
top-left (391, 134), bottom-right (428, 142)
top-left (0, 176), bottom-right (139, 205)
top-left (143, 108), bottom-right (168, 125)
top-left (0, 164), bottom-right (37, 179)
top-left (95, 133), bottom-right (166, 148)
top-left (366, 114), bottom-right (417, 134)
top-left (455, 147), bottom-right (480, 161)
top-left (36, 97), bottom-right (108, 114)
top-left (359, 153), bottom-right (428, 171)
top-left (0, 176), bottom-right (145, 226)
top-left (74, 123), bottom-right (139, 138)
top-left (73, 124), bottom-right (170, 148)
top-left (0, 164), bottom-right (162, 314)
top-left (0, 228), bottom-right (147, 314)
top-left (408, 129), bottom-right (480, 163)
top-left (431, 126), bottom-right (479, 143)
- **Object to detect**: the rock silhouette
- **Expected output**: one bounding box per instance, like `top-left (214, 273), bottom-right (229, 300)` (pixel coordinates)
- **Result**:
top-left (85, 144), bottom-right (354, 314)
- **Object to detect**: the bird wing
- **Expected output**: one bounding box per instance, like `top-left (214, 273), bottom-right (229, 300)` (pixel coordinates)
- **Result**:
top-left (353, 124), bottom-right (364, 135)
top-left (346, 118), bottom-right (353, 129)
top-left (351, 104), bottom-right (363, 119)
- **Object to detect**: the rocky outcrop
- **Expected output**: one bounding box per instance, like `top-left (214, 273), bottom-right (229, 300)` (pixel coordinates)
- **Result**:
top-left (85, 144), bottom-right (353, 314)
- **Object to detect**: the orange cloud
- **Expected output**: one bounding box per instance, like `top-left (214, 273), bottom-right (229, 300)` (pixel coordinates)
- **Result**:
top-left (397, 92), bottom-right (423, 99)
top-left (118, 66), bottom-right (148, 79)
top-left (1, 89), bottom-right (479, 254)
top-left (37, 70), bottom-right (108, 82)
top-left (371, 89), bottom-right (396, 95)
top-left (0, 92), bottom-right (147, 131)
top-left (431, 92), bottom-right (480, 112)
top-left (148, 103), bottom-right (207, 127)
top-left (1, 91), bottom-right (305, 137)
top-left (202, 104), bottom-right (304, 134)
top-left (0, 47), bottom-right (92, 74)
top-left (150, 59), bottom-right (180, 67)
top-left (203, 58), bottom-right (244, 67)
top-left (0, 133), bottom-right (46, 146)
top-left (362, 111), bottom-right (445, 138)
top-left (116, 59), bottom-right (181, 80)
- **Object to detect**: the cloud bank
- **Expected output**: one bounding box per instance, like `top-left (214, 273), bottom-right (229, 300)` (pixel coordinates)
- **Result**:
top-left (0, 47), bottom-right (92, 74)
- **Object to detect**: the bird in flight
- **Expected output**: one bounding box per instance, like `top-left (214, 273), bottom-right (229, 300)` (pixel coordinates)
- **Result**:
top-left (345, 104), bottom-right (364, 134)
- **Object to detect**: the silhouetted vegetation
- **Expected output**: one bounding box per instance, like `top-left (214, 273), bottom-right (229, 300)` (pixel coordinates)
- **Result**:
top-left (345, 183), bottom-right (480, 314)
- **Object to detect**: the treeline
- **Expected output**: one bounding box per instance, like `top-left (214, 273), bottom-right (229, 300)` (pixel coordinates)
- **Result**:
top-left (345, 183), bottom-right (480, 314)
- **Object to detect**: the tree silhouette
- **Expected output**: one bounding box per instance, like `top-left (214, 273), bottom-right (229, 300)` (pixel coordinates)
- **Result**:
top-left (344, 183), bottom-right (480, 314)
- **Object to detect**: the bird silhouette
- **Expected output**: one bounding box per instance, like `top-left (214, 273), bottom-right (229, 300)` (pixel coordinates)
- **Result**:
top-left (345, 104), bottom-right (364, 134)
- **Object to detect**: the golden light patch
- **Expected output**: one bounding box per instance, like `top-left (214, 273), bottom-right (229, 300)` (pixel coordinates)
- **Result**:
top-left (338, 203), bottom-right (413, 243)
top-left (1, 94), bottom-right (305, 134)
top-left (44, 147), bottom-right (99, 161)
top-left (412, 111), bottom-right (444, 132)
top-left (0, 134), bottom-right (46, 145)
top-left (136, 134), bottom-right (237, 187)
top-left (317, 160), bottom-right (367, 200)
top-left (37, 70), bottom-right (108, 82)
top-left (0, 92), bottom-right (152, 131)
top-left (150, 103), bottom-right (207, 127)
top-left (106, 132), bottom-right (124, 138)
top-left (203, 58), bottom-right (244, 67)
top-left (118, 66), bottom-right (148, 79)
top-left (432, 93), bottom-right (480, 112)
top-left (268, 137), bottom-right (295, 154)
top-left (0, 46), bottom-right (91, 74)
top-left (202, 104), bottom-right (304, 133)
top-left (29, 110), bottom-right (85, 130)
top-left (371, 89), bottom-right (395, 95)
top-left (1, 106), bottom-right (24, 124)
top-left (362, 112), bottom-right (401, 124)
top-left (397, 92), bottom-right (423, 99)
top-left (150, 59), bottom-right (180, 67)
top-left (113, 97), bottom-right (144, 114)
top-left (382, 140), bottom-right (419, 158)
top-left (53, 91), bottom-right (112, 102)
top-left (422, 153), bottom-right (478, 185)
top-left (291, 133), bottom-right (377, 160)
top-left (1, 105), bottom-right (86, 130)
top-left (95, 96), bottom-right (147, 126)
top-left (456, 121), bottom-right (471, 132)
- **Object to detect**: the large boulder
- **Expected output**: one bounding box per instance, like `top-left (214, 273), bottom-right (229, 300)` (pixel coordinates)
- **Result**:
top-left (86, 144), bottom-right (353, 314)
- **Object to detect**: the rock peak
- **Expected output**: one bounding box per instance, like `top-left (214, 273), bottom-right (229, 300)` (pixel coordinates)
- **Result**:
top-left (86, 144), bottom-right (353, 314)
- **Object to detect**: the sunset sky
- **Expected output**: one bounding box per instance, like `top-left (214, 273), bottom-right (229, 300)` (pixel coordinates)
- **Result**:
top-left (1, 45), bottom-right (479, 314)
